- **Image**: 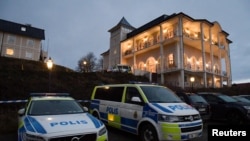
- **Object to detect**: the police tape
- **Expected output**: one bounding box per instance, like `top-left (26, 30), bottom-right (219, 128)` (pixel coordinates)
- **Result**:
top-left (77, 100), bottom-right (90, 103)
top-left (0, 100), bottom-right (28, 103)
top-left (0, 100), bottom-right (90, 103)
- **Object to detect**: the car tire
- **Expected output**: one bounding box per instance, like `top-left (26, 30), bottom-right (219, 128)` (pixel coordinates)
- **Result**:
top-left (139, 123), bottom-right (159, 141)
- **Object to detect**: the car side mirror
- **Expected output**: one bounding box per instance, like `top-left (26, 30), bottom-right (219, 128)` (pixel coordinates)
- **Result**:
top-left (18, 108), bottom-right (25, 116)
top-left (83, 106), bottom-right (89, 112)
top-left (131, 96), bottom-right (141, 102)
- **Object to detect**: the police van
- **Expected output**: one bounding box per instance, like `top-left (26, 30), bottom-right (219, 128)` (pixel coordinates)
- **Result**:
top-left (89, 83), bottom-right (203, 141)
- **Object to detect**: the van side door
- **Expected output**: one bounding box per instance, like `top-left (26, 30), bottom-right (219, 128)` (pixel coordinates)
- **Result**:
top-left (94, 86), bottom-right (124, 128)
top-left (119, 86), bottom-right (144, 133)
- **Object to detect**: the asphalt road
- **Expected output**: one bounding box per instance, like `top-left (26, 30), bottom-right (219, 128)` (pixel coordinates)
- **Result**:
top-left (0, 121), bottom-right (225, 141)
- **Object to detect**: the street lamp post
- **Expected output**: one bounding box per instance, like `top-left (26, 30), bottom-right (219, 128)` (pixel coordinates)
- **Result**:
top-left (83, 61), bottom-right (87, 72)
top-left (46, 57), bottom-right (53, 92)
top-left (190, 76), bottom-right (195, 92)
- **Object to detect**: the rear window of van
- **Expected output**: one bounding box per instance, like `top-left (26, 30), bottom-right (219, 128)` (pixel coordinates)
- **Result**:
top-left (94, 87), bottom-right (124, 102)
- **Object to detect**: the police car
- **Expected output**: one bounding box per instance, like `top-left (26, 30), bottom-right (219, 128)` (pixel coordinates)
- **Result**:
top-left (90, 83), bottom-right (203, 141)
top-left (18, 93), bottom-right (108, 141)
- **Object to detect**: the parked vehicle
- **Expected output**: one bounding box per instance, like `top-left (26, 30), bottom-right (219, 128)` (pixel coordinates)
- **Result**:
top-left (175, 92), bottom-right (211, 121)
top-left (112, 64), bottom-right (132, 73)
top-left (197, 92), bottom-right (250, 125)
top-left (231, 95), bottom-right (250, 103)
top-left (18, 93), bottom-right (108, 141)
top-left (90, 83), bottom-right (203, 141)
top-left (237, 95), bottom-right (250, 101)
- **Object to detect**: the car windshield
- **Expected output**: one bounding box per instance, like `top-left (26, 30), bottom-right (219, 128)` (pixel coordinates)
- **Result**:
top-left (239, 95), bottom-right (250, 101)
top-left (189, 95), bottom-right (208, 103)
top-left (140, 86), bottom-right (182, 103)
top-left (218, 95), bottom-right (238, 102)
top-left (28, 100), bottom-right (84, 115)
top-left (232, 96), bottom-right (250, 103)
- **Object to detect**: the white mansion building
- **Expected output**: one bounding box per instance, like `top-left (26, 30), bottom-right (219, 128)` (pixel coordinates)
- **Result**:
top-left (102, 12), bottom-right (232, 89)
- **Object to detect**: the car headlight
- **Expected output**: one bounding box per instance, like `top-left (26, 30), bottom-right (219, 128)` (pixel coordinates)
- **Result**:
top-left (243, 106), bottom-right (250, 110)
top-left (158, 114), bottom-right (181, 122)
top-left (192, 114), bottom-right (201, 120)
top-left (158, 114), bottom-right (201, 122)
top-left (243, 106), bottom-right (250, 113)
top-left (24, 133), bottom-right (45, 141)
top-left (98, 126), bottom-right (107, 136)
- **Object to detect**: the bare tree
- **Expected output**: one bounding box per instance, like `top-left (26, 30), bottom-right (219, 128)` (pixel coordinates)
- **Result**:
top-left (96, 57), bottom-right (103, 72)
top-left (77, 52), bottom-right (97, 72)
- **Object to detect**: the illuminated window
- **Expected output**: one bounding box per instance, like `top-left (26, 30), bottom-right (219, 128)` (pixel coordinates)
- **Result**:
top-left (146, 58), bottom-right (155, 72)
top-left (6, 48), bottom-right (14, 55)
top-left (168, 53), bottom-right (174, 65)
top-left (138, 62), bottom-right (144, 70)
top-left (21, 27), bottom-right (26, 31)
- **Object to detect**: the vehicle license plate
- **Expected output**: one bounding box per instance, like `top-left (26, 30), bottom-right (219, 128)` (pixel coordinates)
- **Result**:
top-left (189, 133), bottom-right (197, 138)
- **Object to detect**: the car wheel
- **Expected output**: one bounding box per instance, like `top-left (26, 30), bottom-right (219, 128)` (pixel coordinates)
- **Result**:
top-left (139, 123), bottom-right (159, 141)
top-left (226, 111), bottom-right (243, 125)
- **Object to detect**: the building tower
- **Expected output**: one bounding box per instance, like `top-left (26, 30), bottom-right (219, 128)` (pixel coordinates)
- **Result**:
top-left (107, 17), bottom-right (135, 69)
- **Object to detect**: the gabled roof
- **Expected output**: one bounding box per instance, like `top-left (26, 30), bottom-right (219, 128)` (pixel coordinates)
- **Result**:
top-left (108, 17), bottom-right (135, 32)
top-left (0, 19), bottom-right (45, 40)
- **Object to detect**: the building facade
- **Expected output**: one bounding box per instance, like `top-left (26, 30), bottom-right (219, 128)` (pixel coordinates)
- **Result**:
top-left (0, 19), bottom-right (46, 61)
top-left (103, 12), bottom-right (232, 89)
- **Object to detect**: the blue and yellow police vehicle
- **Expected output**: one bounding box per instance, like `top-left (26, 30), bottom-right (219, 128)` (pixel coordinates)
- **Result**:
top-left (18, 93), bottom-right (108, 141)
top-left (90, 83), bottom-right (203, 141)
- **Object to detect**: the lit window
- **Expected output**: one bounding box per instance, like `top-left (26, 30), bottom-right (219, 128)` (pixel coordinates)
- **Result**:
top-left (21, 27), bottom-right (26, 31)
top-left (168, 54), bottom-right (174, 65)
top-left (6, 48), bottom-right (14, 55)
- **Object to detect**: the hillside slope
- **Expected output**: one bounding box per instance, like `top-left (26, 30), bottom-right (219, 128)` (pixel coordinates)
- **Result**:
top-left (0, 57), bottom-right (149, 100)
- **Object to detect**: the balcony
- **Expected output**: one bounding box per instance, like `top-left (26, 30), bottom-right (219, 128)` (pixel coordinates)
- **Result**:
top-left (183, 30), bottom-right (201, 40)
top-left (124, 49), bottom-right (133, 55)
top-left (123, 30), bottom-right (175, 56)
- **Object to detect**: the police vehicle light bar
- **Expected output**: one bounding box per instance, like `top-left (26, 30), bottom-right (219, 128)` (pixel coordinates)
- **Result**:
top-left (30, 93), bottom-right (70, 96)
top-left (128, 81), bottom-right (158, 85)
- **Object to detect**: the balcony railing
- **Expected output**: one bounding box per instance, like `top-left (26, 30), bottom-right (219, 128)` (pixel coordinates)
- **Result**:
top-left (124, 29), bottom-right (225, 56)
top-left (124, 30), bottom-right (175, 56)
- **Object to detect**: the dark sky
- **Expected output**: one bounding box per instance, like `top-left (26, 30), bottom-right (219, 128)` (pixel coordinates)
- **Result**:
top-left (0, 0), bottom-right (249, 83)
